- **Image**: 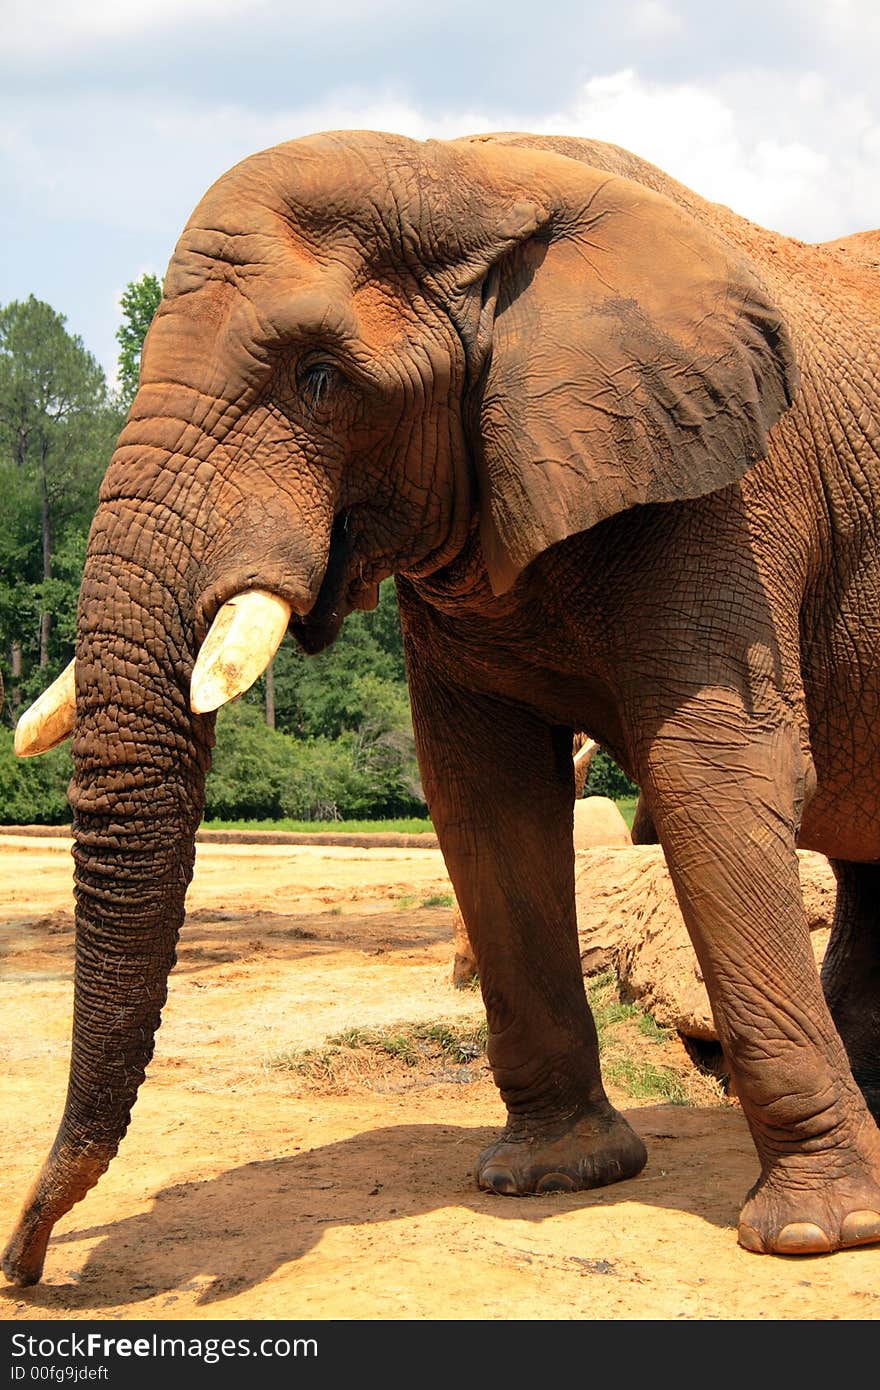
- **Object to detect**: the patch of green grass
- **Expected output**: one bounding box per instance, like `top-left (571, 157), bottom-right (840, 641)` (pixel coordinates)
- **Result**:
top-left (266, 1017), bottom-right (489, 1089)
top-left (264, 1046), bottom-right (336, 1082)
top-left (266, 974), bottom-right (718, 1108)
top-left (328, 1019), bottom-right (487, 1063)
top-left (637, 1012), bottom-right (673, 1043)
top-left (416, 1021), bottom-right (488, 1063)
top-left (209, 803), bottom-right (638, 835)
top-left (614, 796), bottom-right (639, 830)
top-left (587, 971), bottom-right (634, 1019)
top-left (586, 970), bottom-right (708, 1106)
top-left (394, 891), bottom-right (455, 910)
top-left (590, 992), bottom-right (641, 1031)
top-left (587, 974), bottom-right (672, 1046)
top-left (602, 1056), bottom-right (689, 1104)
top-left (330, 1027), bottom-right (374, 1048)
top-left (377, 1031), bottom-right (420, 1065)
top-left (203, 817), bottom-right (435, 834)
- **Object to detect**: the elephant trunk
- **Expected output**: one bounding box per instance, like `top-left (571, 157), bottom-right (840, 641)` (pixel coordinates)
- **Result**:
top-left (2, 374), bottom-right (335, 1284)
top-left (2, 485), bottom-right (213, 1285)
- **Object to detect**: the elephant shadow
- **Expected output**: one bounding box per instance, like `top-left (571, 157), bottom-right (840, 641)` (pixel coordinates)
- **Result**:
top-left (3, 1105), bottom-right (755, 1312)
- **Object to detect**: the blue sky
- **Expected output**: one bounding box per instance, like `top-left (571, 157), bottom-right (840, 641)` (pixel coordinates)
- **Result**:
top-left (2, 0), bottom-right (878, 386)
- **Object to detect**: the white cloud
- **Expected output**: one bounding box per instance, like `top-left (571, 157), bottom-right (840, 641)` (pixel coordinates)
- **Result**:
top-left (627, 2), bottom-right (684, 39)
top-left (7, 65), bottom-right (878, 259)
top-left (4, 0), bottom-right (263, 54)
top-left (3, 0), bottom-right (415, 57)
top-left (795, 0), bottom-right (880, 41)
top-left (534, 68), bottom-right (878, 240)
top-left (4, 55), bottom-right (878, 376)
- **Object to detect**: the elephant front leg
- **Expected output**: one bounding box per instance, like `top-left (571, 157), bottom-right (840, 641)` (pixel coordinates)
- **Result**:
top-left (408, 666), bottom-right (646, 1195)
top-left (641, 697), bottom-right (880, 1255)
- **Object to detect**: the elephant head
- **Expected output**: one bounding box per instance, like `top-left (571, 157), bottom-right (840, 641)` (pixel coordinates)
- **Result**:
top-left (3, 130), bottom-right (796, 1284)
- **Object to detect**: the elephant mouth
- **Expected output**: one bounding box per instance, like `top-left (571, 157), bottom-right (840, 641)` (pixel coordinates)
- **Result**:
top-left (290, 510), bottom-right (376, 655)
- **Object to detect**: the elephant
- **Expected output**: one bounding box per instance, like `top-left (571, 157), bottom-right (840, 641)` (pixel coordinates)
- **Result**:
top-left (4, 128), bottom-right (880, 1285)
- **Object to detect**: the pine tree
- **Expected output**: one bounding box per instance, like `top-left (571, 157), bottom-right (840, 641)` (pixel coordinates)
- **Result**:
top-left (116, 272), bottom-right (163, 409)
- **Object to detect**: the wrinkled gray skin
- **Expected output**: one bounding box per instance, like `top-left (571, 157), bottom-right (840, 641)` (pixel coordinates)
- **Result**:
top-left (4, 131), bottom-right (880, 1284)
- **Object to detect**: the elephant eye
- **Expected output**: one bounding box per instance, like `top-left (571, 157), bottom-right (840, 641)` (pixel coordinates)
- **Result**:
top-left (298, 361), bottom-right (336, 411)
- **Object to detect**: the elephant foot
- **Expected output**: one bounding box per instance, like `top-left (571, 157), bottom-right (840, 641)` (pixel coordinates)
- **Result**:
top-left (737, 1120), bottom-right (880, 1256)
top-left (477, 1100), bottom-right (647, 1195)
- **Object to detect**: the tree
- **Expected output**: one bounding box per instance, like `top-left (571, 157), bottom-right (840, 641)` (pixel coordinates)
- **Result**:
top-left (256, 578), bottom-right (408, 732)
top-left (115, 273), bottom-right (162, 409)
top-left (0, 297), bottom-right (116, 687)
top-left (583, 747), bottom-right (639, 799)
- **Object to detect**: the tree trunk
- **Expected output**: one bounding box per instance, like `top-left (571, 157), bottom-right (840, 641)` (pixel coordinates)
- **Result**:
top-left (39, 452), bottom-right (51, 669)
top-left (10, 641), bottom-right (22, 713)
top-left (265, 659), bottom-right (276, 729)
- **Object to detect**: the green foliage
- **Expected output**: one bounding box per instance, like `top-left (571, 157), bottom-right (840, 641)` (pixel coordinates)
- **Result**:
top-left (265, 584), bottom-right (407, 738)
top-left (362, 579), bottom-right (407, 682)
top-left (0, 727), bottom-right (72, 823)
top-left (202, 703), bottom-right (292, 822)
top-left (266, 985), bottom-right (717, 1106)
top-left (395, 891), bottom-right (454, 909)
top-left (34, 532), bottom-right (88, 652)
top-left (0, 295), bottom-right (118, 715)
top-left (267, 1017), bottom-right (489, 1083)
top-left (614, 795), bottom-right (639, 829)
top-left (202, 816), bottom-right (434, 834)
top-left (584, 747), bottom-right (639, 800)
top-left (637, 1011), bottom-right (673, 1043)
top-left (586, 970), bottom-right (692, 1104)
top-left (232, 579), bottom-right (420, 819)
top-left (116, 273), bottom-right (163, 409)
top-left (601, 1056), bottom-right (689, 1104)
top-left (204, 700), bottom-right (426, 823)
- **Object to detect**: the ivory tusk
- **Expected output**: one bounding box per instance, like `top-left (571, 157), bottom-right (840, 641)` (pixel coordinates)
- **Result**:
top-left (573, 737), bottom-right (598, 770)
top-left (190, 590), bottom-right (292, 714)
top-left (14, 659), bottom-right (77, 758)
top-left (572, 736), bottom-right (598, 799)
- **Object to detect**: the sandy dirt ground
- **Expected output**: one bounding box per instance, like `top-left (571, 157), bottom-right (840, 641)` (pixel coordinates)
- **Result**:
top-left (0, 833), bottom-right (877, 1322)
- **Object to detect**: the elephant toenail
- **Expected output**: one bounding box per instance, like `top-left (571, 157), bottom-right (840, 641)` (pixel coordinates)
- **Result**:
top-left (775, 1222), bottom-right (832, 1254)
top-left (840, 1210), bottom-right (880, 1247)
top-left (480, 1167), bottom-right (519, 1195)
top-left (535, 1172), bottom-right (577, 1194)
top-left (737, 1223), bottom-right (766, 1254)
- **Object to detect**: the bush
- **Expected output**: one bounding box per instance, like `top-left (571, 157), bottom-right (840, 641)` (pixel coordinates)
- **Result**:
top-left (584, 747), bottom-right (639, 800)
top-left (0, 727), bottom-right (72, 823)
top-left (204, 702), bottom-right (425, 822)
top-left (0, 700), bottom-right (426, 827)
top-left (202, 703), bottom-right (293, 821)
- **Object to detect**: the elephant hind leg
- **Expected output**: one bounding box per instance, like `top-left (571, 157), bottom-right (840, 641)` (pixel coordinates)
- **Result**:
top-left (640, 700), bottom-right (880, 1254)
top-left (822, 860), bottom-right (880, 1123)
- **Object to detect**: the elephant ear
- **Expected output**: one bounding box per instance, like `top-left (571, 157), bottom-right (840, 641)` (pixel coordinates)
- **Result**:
top-left (445, 149), bottom-right (799, 594)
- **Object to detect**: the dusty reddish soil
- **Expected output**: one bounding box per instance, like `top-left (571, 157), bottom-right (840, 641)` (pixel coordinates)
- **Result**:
top-left (0, 833), bottom-right (877, 1321)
